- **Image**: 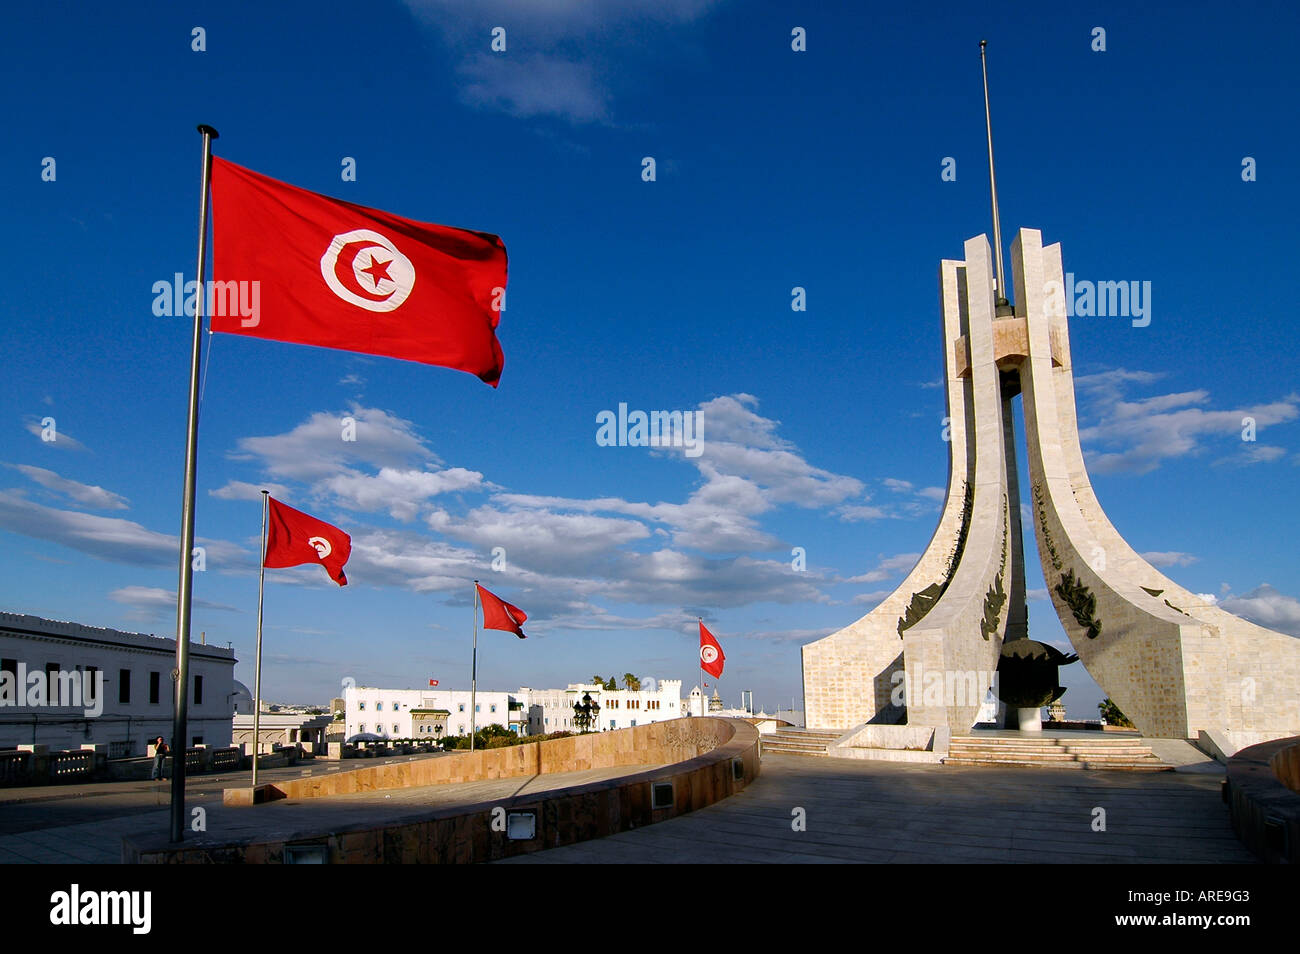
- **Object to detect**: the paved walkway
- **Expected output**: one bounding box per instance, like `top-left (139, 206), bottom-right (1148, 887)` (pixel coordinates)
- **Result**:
top-left (0, 763), bottom-right (660, 863)
top-left (498, 754), bottom-right (1254, 864)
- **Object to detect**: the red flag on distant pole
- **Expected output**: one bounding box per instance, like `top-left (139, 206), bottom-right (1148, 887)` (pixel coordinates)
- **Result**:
top-left (428, 679), bottom-right (439, 687)
top-left (209, 158), bottom-right (508, 386)
top-left (476, 583), bottom-right (527, 639)
top-left (699, 620), bottom-right (725, 679)
top-left (264, 497), bottom-right (351, 586)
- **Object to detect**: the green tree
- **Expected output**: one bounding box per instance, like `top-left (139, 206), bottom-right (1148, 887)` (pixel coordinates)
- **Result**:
top-left (1098, 698), bottom-right (1135, 728)
top-left (591, 674), bottom-right (604, 686)
top-left (605, 676), bottom-right (618, 690)
top-left (623, 673), bottom-right (641, 691)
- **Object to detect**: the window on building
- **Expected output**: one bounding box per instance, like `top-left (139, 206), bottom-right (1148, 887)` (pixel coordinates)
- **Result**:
top-left (393, 724), bottom-right (399, 733)
top-left (377, 702), bottom-right (383, 711)
top-left (194, 675), bottom-right (203, 706)
top-left (630, 720), bottom-right (637, 727)
top-left (0, 659), bottom-right (15, 681)
top-left (45, 662), bottom-right (59, 690)
top-left (458, 703), bottom-right (465, 712)
top-left (490, 704), bottom-right (496, 713)
top-left (118, 669), bottom-right (131, 704)
top-left (475, 704), bottom-right (480, 713)
top-left (149, 671), bottom-right (160, 705)
top-left (358, 701), bottom-right (366, 710)
top-left (359, 723), bottom-right (365, 733)
top-left (610, 719), bottom-right (616, 729)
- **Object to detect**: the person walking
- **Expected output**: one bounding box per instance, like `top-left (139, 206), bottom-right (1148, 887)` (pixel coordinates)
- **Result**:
top-left (150, 736), bottom-right (170, 780)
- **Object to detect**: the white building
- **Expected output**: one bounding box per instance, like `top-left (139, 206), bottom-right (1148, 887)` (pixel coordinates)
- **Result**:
top-left (519, 679), bottom-right (683, 734)
top-left (0, 612), bottom-right (236, 756)
top-left (344, 685), bottom-right (525, 740)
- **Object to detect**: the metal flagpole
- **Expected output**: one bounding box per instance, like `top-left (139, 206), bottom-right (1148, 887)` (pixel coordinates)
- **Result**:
top-left (470, 581), bottom-right (479, 752)
top-left (979, 40), bottom-right (1010, 312)
top-left (170, 123), bottom-right (218, 843)
top-left (251, 490), bottom-right (269, 793)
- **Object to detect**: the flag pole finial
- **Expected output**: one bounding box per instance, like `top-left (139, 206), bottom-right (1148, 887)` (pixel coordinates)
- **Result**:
top-left (979, 39), bottom-right (1012, 315)
top-left (197, 124), bottom-right (220, 140)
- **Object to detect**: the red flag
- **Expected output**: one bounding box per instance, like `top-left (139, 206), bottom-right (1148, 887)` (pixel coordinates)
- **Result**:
top-left (699, 621), bottom-right (725, 679)
top-left (209, 158), bottom-right (508, 386)
top-left (476, 583), bottom-right (527, 639)
top-left (428, 679), bottom-right (439, 687)
top-left (264, 497), bottom-right (351, 586)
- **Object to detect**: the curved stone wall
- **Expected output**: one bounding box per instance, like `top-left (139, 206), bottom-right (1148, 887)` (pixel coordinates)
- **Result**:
top-left (126, 718), bottom-right (759, 864)
top-left (1226, 735), bottom-right (1300, 864)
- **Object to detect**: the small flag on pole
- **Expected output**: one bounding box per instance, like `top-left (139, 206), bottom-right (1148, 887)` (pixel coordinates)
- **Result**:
top-left (429, 679), bottom-right (439, 687)
top-left (699, 621), bottom-right (725, 679)
top-left (475, 583), bottom-right (528, 638)
top-left (264, 497), bottom-right (352, 586)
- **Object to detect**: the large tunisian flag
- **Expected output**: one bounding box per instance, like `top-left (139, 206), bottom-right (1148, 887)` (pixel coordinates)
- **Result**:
top-left (264, 497), bottom-right (352, 586)
top-left (698, 621), bottom-right (725, 679)
top-left (476, 583), bottom-right (527, 639)
top-left (209, 158), bottom-right (508, 386)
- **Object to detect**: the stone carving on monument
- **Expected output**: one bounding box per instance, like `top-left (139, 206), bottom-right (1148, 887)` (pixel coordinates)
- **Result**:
top-left (801, 226), bottom-right (1300, 749)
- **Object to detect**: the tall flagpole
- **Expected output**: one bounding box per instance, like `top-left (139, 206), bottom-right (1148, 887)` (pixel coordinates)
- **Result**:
top-left (979, 40), bottom-right (1010, 313)
top-left (170, 123), bottom-right (218, 843)
top-left (251, 490), bottom-right (268, 792)
top-left (470, 581), bottom-right (479, 752)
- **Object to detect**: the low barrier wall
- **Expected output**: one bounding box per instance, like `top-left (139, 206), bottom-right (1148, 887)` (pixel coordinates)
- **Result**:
top-left (1225, 735), bottom-right (1300, 864)
top-left (126, 718), bottom-right (760, 864)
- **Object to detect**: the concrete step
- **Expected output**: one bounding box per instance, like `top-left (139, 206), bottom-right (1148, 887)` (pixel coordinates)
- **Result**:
top-left (761, 740), bottom-right (830, 752)
top-left (944, 734), bottom-right (1168, 771)
top-left (949, 744), bottom-right (1156, 757)
top-left (944, 757), bottom-right (1171, 772)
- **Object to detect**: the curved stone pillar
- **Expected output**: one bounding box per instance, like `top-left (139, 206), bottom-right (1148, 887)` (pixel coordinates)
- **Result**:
top-left (1013, 227), bottom-right (1300, 744)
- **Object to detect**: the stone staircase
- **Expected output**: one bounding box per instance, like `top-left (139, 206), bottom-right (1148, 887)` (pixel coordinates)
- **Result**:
top-left (760, 728), bottom-right (842, 757)
top-left (944, 734), bottom-right (1171, 771)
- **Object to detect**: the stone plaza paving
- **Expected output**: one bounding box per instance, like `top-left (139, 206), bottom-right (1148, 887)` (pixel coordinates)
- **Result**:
top-left (499, 753), bottom-right (1255, 864)
top-left (0, 761), bottom-right (658, 863)
top-left (0, 751), bottom-right (1254, 864)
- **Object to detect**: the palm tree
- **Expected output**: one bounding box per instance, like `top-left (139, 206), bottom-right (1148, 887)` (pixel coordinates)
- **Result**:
top-left (591, 674), bottom-right (604, 686)
top-left (623, 673), bottom-right (641, 691)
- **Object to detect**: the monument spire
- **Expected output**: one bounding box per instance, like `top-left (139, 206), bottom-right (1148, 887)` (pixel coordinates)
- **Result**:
top-left (979, 39), bottom-right (1012, 315)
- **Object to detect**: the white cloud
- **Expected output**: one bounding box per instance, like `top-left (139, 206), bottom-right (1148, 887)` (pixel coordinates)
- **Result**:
top-left (851, 589), bottom-right (895, 606)
top-left (209, 480), bottom-right (291, 502)
top-left (401, 0), bottom-right (724, 125)
top-left (1074, 369), bottom-right (1298, 475)
top-left (1141, 551), bottom-right (1198, 568)
top-left (0, 491), bottom-right (245, 568)
top-left (837, 504), bottom-right (890, 522)
top-left (8, 464), bottom-right (128, 510)
top-left (233, 405), bottom-right (436, 483)
top-left (1214, 444), bottom-right (1287, 467)
top-left (1220, 584), bottom-right (1300, 637)
top-left (458, 53), bottom-right (610, 123)
top-left (847, 553), bottom-right (921, 585)
top-left (324, 467), bottom-right (484, 521)
top-left (110, 585), bottom-right (240, 621)
top-left (23, 417), bottom-right (88, 452)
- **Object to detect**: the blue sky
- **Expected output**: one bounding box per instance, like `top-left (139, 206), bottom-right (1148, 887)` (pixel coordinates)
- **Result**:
top-left (1, 0), bottom-right (1297, 718)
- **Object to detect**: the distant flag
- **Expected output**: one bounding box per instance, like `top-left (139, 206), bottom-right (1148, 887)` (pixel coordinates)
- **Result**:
top-left (699, 621), bottom-right (725, 679)
top-left (208, 158), bottom-right (509, 386)
top-left (476, 583), bottom-right (528, 639)
top-left (263, 497), bottom-right (351, 586)
top-left (428, 679), bottom-right (439, 687)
